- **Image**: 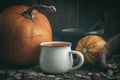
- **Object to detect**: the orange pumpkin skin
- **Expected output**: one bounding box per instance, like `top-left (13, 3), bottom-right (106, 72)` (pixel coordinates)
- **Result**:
top-left (0, 5), bottom-right (52, 65)
top-left (76, 35), bottom-right (106, 65)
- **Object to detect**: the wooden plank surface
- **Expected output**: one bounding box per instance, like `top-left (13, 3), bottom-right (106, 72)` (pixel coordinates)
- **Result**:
top-left (0, 61), bottom-right (109, 80)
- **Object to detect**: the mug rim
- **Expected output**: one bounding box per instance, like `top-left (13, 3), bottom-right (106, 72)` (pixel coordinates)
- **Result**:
top-left (40, 41), bottom-right (72, 47)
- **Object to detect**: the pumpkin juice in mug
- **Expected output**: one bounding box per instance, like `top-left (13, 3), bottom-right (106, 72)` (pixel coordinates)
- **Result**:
top-left (39, 41), bottom-right (84, 74)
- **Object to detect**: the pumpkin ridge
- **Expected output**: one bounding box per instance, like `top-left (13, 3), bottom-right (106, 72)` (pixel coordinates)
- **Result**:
top-left (9, 17), bottom-right (29, 54)
top-left (88, 44), bottom-right (97, 50)
top-left (88, 42), bottom-right (106, 53)
top-left (85, 53), bottom-right (94, 64)
top-left (76, 41), bottom-right (83, 49)
top-left (85, 35), bottom-right (96, 46)
top-left (86, 53), bottom-right (96, 64)
top-left (87, 36), bottom-right (99, 47)
top-left (34, 16), bottom-right (52, 41)
top-left (1, 17), bottom-right (24, 62)
top-left (80, 37), bottom-right (86, 46)
top-left (18, 5), bottom-right (29, 12)
top-left (87, 52), bottom-right (98, 60)
top-left (76, 43), bottom-right (82, 50)
top-left (83, 36), bottom-right (91, 47)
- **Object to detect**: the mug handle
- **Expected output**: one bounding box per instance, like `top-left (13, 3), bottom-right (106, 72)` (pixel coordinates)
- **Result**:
top-left (69, 50), bottom-right (84, 71)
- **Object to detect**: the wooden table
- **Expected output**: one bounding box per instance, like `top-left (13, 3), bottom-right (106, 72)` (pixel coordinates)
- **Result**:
top-left (0, 60), bottom-right (111, 80)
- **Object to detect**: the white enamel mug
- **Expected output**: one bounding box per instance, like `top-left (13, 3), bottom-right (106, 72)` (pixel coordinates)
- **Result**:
top-left (39, 41), bottom-right (84, 74)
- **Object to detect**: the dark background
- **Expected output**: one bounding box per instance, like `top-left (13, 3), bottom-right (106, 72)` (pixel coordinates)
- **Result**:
top-left (0, 0), bottom-right (120, 38)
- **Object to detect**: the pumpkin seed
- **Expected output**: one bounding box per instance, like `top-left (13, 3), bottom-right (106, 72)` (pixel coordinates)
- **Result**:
top-left (37, 73), bottom-right (45, 77)
top-left (108, 63), bottom-right (117, 69)
top-left (82, 75), bottom-right (90, 79)
top-left (16, 76), bottom-right (22, 79)
top-left (54, 77), bottom-right (61, 80)
top-left (18, 70), bottom-right (26, 73)
top-left (27, 71), bottom-right (38, 77)
top-left (75, 74), bottom-right (82, 77)
top-left (63, 74), bottom-right (67, 76)
top-left (95, 73), bottom-right (101, 77)
top-left (46, 75), bottom-right (56, 78)
top-left (14, 73), bottom-right (22, 77)
top-left (106, 75), bottom-right (115, 80)
top-left (99, 72), bottom-right (106, 77)
top-left (107, 69), bottom-right (113, 76)
top-left (88, 72), bottom-right (93, 76)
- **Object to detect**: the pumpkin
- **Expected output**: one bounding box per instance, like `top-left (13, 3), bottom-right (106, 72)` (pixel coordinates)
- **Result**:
top-left (0, 5), bottom-right (56, 66)
top-left (75, 35), bottom-right (106, 65)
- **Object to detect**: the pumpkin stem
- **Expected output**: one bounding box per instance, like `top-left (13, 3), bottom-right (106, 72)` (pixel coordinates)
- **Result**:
top-left (21, 5), bottom-right (56, 19)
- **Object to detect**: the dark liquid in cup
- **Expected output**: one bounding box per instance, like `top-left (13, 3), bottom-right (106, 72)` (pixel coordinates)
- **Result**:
top-left (42, 42), bottom-right (70, 47)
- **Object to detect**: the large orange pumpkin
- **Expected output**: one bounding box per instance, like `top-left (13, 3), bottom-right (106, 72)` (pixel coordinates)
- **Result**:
top-left (0, 5), bottom-right (56, 66)
top-left (76, 35), bottom-right (106, 65)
